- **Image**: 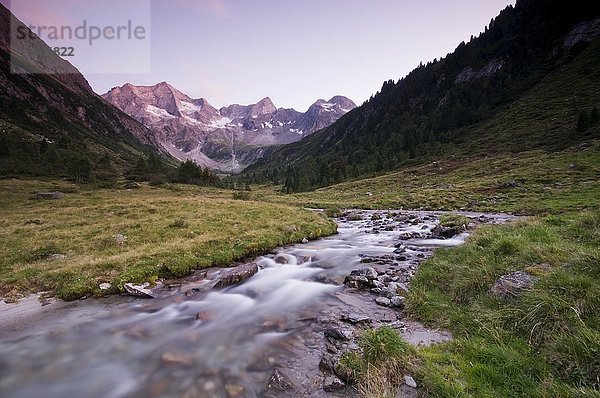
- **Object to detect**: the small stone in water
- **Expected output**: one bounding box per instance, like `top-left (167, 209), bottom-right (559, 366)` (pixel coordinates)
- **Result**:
top-left (391, 296), bottom-right (405, 307)
top-left (160, 351), bottom-right (194, 367)
top-left (224, 384), bottom-right (245, 397)
top-left (124, 282), bottom-right (154, 298)
top-left (266, 368), bottom-right (297, 392)
top-left (324, 327), bottom-right (348, 341)
top-left (375, 297), bottom-right (391, 307)
top-left (323, 376), bottom-right (345, 392)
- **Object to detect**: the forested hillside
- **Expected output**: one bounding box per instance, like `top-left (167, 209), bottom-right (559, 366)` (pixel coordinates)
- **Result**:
top-left (244, 0), bottom-right (600, 192)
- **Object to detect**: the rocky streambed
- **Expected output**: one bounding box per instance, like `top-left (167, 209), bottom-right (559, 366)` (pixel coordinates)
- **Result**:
top-left (0, 210), bottom-right (517, 398)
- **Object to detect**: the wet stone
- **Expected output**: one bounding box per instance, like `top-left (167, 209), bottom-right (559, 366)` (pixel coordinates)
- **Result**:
top-left (265, 369), bottom-right (298, 393)
top-left (213, 262), bottom-right (259, 288)
top-left (370, 280), bottom-right (385, 289)
top-left (391, 296), bottom-right (405, 308)
top-left (324, 327), bottom-right (350, 341)
top-left (323, 376), bottom-right (345, 392)
top-left (340, 314), bottom-right (372, 325)
top-left (375, 297), bottom-right (391, 307)
top-left (160, 351), bottom-right (194, 367)
top-left (349, 267), bottom-right (378, 280)
top-left (319, 354), bottom-right (337, 373)
top-left (344, 275), bottom-right (370, 289)
top-left (124, 282), bottom-right (154, 298)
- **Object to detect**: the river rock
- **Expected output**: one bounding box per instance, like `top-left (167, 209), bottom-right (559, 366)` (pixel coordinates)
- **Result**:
top-left (390, 296), bottom-right (405, 308)
top-left (490, 271), bottom-right (538, 298)
top-left (35, 191), bottom-right (64, 200)
top-left (430, 225), bottom-right (455, 239)
top-left (99, 282), bottom-right (112, 290)
top-left (349, 267), bottom-right (378, 280)
top-left (344, 275), bottom-right (370, 289)
top-left (381, 282), bottom-right (401, 299)
top-left (273, 254), bottom-right (289, 264)
top-left (340, 314), bottom-right (372, 325)
top-left (370, 279), bottom-right (385, 289)
top-left (213, 263), bottom-right (259, 288)
top-left (319, 354), bottom-right (337, 373)
top-left (323, 376), bottom-right (345, 392)
top-left (160, 351), bottom-right (194, 367)
top-left (265, 368), bottom-right (298, 394)
top-left (375, 297), bottom-right (391, 307)
top-left (124, 282), bottom-right (154, 298)
top-left (324, 327), bottom-right (350, 341)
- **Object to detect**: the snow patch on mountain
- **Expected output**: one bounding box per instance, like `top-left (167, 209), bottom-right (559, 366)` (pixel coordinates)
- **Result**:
top-left (103, 82), bottom-right (357, 173)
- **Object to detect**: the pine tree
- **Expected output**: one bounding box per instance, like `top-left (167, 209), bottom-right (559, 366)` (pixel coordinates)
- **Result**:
top-left (590, 107), bottom-right (600, 127)
top-left (39, 139), bottom-right (48, 154)
top-left (0, 137), bottom-right (9, 158)
top-left (177, 160), bottom-right (200, 183)
top-left (576, 110), bottom-right (590, 132)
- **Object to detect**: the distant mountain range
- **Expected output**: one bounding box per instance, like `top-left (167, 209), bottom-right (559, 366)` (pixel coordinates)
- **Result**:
top-left (103, 83), bottom-right (356, 172)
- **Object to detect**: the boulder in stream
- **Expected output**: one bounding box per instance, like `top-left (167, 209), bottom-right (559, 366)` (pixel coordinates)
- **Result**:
top-left (124, 282), bottom-right (154, 298)
top-left (213, 263), bottom-right (259, 288)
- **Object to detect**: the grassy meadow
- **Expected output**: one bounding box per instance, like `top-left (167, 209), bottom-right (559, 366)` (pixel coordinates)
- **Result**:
top-left (408, 211), bottom-right (600, 397)
top-left (0, 179), bottom-right (335, 300)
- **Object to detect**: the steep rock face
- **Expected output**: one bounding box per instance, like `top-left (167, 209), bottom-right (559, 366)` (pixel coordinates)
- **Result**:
top-left (103, 83), bottom-right (356, 172)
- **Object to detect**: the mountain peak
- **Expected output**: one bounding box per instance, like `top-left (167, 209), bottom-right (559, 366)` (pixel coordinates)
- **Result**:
top-left (251, 97), bottom-right (277, 116)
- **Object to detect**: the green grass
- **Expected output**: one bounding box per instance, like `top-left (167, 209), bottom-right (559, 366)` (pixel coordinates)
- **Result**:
top-left (406, 211), bottom-right (600, 397)
top-left (0, 179), bottom-right (336, 300)
top-left (337, 327), bottom-right (414, 398)
top-left (252, 140), bottom-right (600, 215)
top-left (439, 213), bottom-right (471, 228)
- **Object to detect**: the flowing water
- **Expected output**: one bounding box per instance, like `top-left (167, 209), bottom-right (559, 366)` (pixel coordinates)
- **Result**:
top-left (0, 210), bottom-right (517, 397)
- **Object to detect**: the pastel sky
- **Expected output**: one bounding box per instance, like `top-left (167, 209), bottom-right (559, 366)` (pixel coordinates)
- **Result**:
top-left (3, 0), bottom-right (515, 111)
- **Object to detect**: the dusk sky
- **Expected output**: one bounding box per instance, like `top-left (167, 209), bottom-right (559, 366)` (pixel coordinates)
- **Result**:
top-left (4, 0), bottom-right (515, 111)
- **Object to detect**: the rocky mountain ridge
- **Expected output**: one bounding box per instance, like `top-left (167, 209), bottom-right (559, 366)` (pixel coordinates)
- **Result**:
top-left (103, 82), bottom-right (356, 172)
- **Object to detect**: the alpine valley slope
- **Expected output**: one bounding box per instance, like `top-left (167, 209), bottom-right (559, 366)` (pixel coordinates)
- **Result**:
top-left (0, 4), bottom-right (169, 180)
top-left (245, 0), bottom-right (600, 192)
top-left (103, 83), bottom-right (356, 173)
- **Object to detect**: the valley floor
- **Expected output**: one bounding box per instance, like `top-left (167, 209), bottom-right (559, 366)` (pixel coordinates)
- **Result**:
top-left (1, 140), bottom-right (598, 397)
